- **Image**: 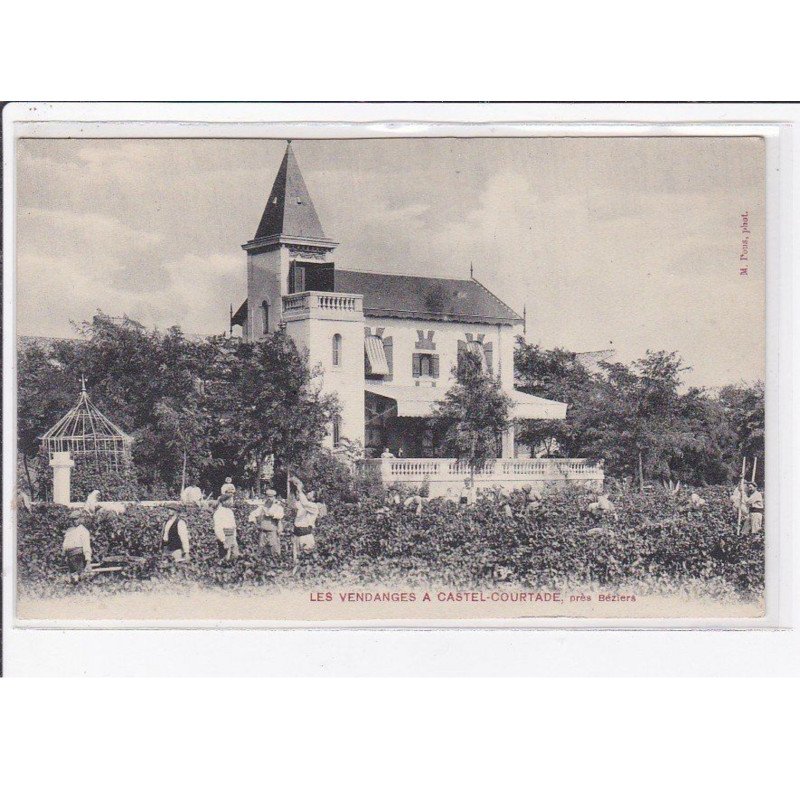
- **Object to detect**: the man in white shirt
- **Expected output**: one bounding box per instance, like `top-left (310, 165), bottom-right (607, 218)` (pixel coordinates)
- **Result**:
top-left (381, 447), bottom-right (396, 460)
top-left (459, 479), bottom-right (477, 507)
top-left (588, 491), bottom-right (617, 520)
top-left (62, 510), bottom-right (92, 582)
top-left (220, 477), bottom-right (236, 497)
top-left (213, 495), bottom-right (239, 560)
top-left (744, 482), bottom-right (764, 534)
top-left (289, 476), bottom-right (323, 574)
top-left (250, 489), bottom-right (285, 559)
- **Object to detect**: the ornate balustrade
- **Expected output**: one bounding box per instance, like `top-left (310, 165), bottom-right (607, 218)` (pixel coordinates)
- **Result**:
top-left (282, 291), bottom-right (364, 320)
top-left (358, 457), bottom-right (604, 495)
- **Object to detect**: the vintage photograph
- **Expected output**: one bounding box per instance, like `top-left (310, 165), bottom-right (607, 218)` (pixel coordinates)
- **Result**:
top-left (13, 134), bottom-right (765, 622)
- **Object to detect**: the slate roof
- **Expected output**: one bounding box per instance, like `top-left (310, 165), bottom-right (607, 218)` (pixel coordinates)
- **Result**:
top-left (335, 270), bottom-right (523, 325)
top-left (241, 143), bottom-right (522, 327)
top-left (253, 142), bottom-right (327, 241)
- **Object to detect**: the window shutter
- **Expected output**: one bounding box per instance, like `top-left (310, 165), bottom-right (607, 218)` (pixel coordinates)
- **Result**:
top-left (432, 355), bottom-right (440, 378)
top-left (289, 263), bottom-right (305, 294)
top-left (383, 337), bottom-right (393, 380)
top-left (457, 339), bottom-right (467, 371)
top-left (412, 353), bottom-right (421, 377)
top-left (483, 342), bottom-right (493, 374)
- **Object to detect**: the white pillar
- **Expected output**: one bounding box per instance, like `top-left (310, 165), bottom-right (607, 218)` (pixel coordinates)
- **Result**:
top-left (501, 425), bottom-right (515, 459)
top-left (50, 451), bottom-right (74, 505)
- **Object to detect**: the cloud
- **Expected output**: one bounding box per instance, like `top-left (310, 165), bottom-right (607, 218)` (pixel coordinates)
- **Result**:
top-left (15, 136), bottom-right (765, 387)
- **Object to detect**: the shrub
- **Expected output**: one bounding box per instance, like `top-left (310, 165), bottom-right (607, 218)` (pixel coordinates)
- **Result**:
top-left (290, 448), bottom-right (383, 506)
top-left (34, 451), bottom-right (142, 502)
top-left (16, 485), bottom-right (763, 600)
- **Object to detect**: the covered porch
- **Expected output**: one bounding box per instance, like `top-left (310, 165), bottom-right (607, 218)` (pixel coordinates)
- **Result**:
top-left (364, 384), bottom-right (568, 460)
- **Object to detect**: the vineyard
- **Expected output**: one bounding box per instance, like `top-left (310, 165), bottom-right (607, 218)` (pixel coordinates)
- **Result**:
top-left (17, 485), bottom-right (764, 602)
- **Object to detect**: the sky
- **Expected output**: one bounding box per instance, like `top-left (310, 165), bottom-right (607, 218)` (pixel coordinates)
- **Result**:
top-left (15, 136), bottom-right (765, 387)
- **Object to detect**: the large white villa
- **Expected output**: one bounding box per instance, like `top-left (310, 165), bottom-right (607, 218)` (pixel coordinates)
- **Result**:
top-left (231, 143), bottom-right (603, 495)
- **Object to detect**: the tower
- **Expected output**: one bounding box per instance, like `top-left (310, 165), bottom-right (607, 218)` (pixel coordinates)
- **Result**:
top-left (242, 142), bottom-right (365, 448)
top-left (241, 141), bottom-right (338, 340)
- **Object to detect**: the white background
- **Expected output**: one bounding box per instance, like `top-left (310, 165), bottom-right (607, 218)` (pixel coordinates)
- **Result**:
top-left (1, 5), bottom-right (799, 799)
top-left (3, 105), bottom-right (795, 661)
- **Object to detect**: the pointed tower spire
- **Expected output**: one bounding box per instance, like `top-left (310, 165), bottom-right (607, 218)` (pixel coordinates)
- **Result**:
top-left (241, 141), bottom-right (338, 343)
top-left (253, 141), bottom-right (327, 241)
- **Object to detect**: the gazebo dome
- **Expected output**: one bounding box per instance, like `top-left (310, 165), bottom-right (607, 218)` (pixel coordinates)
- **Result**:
top-left (41, 379), bottom-right (132, 471)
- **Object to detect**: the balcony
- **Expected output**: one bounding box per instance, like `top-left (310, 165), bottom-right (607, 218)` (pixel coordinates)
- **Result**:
top-left (358, 457), bottom-right (604, 496)
top-left (282, 291), bottom-right (364, 322)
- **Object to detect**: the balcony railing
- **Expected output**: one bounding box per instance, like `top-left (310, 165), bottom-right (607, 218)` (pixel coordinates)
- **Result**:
top-left (358, 457), bottom-right (604, 495)
top-left (282, 291), bottom-right (364, 321)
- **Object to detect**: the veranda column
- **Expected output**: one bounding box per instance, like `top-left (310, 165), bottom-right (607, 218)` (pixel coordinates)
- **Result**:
top-left (50, 451), bottom-right (74, 505)
top-left (501, 424), bottom-right (515, 458)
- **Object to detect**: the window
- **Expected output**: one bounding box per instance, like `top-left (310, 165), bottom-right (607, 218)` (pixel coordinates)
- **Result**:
top-left (332, 414), bottom-right (342, 446)
top-left (412, 353), bottom-right (440, 379)
top-left (290, 260), bottom-right (335, 293)
top-left (332, 333), bottom-right (342, 367)
top-left (261, 301), bottom-right (269, 334)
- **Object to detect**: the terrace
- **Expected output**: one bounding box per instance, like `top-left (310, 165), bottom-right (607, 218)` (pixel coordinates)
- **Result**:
top-left (359, 457), bottom-right (604, 496)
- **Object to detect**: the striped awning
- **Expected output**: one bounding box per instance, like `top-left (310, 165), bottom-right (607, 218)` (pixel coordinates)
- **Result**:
top-left (364, 336), bottom-right (389, 376)
top-left (465, 340), bottom-right (488, 371)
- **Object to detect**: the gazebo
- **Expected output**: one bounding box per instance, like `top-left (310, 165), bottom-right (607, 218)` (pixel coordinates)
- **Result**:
top-left (41, 379), bottom-right (132, 503)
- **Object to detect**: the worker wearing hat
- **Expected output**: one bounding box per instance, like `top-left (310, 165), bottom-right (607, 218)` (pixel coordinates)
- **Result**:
top-left (744, 481), bottom-right (764, 535)
top-left (62, 509), bottom-right (92, 583)
top-left (250, 489), bottom-right (285, 560)
top-left (162, 504), bottom-right (191, 563)
top-left (213, 494), bottom-right (239, 560)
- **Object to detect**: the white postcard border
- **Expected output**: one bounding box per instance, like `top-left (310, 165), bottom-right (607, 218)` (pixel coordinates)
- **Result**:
top-left (2, 103), bottom-right (796, 674)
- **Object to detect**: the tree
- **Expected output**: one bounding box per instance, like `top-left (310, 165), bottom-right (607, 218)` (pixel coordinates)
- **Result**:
top-left (17, 341), bottom-right (81, 495)
top-left (514, 340), bottom-right (756, 488)
top-left (596, 351), bottom-right (698, 488)
top-left (17, 316), bottom-right (340, 498)
top-left (717, 381), bottom-right (765, 483)
top-left (431, 349), bottom-right (514, 478)
top-left (514, 339), bottom-right (600, 458)
top-left (674, 387), bottom-right (738, 486)
top-left (205, 332), bottom-right (340, 493)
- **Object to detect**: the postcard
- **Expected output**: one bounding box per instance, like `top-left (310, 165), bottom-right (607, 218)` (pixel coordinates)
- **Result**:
top-left (10, 128), bottom-right (767, 624)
